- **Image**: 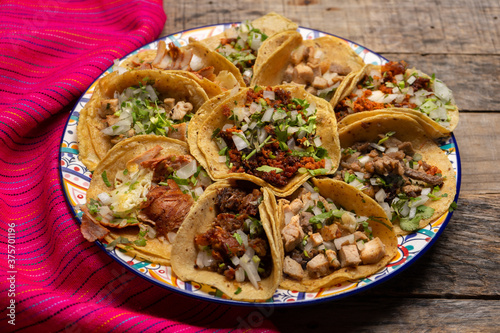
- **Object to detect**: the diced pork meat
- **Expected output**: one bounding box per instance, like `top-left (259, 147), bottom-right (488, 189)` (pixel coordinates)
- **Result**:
top-left (194, 226), bottom-right (245, 261)
top-left (283, 256), bottom-right (305, 281)
top-left (325, 249), bottom-right (341, 269)
top-left (140, 179), bottom-right (194, 235)
top-left (338, 244), bottom-right (361, 267)
top-left (360, 237), bottom-right (386, 264)
top-left (167, 122), bottom-right (188, 141)
top-left (310, 233), bottom-right (324, 247)
top-left (320, 223), bottom-right (342, 241)
top-left (170, 101), bottom-right (193, 120)
top-left (306, 253), bottom-right (330, 278)
top-left (281, 215), bottom-right (304, 252)
top-left (99, 99), bottom-right (119, 117)
top-left (80, 205), bottom-right (110, 242)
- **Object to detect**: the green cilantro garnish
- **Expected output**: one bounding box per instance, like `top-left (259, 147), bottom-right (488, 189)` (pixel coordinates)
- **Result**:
top-left (101, 171), bottom-right (111, 187)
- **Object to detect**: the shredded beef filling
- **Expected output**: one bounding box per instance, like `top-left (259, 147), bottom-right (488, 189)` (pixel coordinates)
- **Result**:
top-left (194, 187), bottom-right (273, 280)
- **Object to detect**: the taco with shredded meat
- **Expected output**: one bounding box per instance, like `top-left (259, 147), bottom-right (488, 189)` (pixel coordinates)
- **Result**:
top-left (334, 114), bottom-right (456, 234)
top-left (77, 70), bottom-right (209, 171)
top-left (188, 84), bottom-right (342, 197)
top-left (171, 179), bottom-right (282, 301)
top-left (79, 135), bottom-right (212, 266)
top-left (198, 12), bottom-right (299, 86)
top-left (121, 40), bottom-right (245, 97)
top-left (251, 34), bottom-right (365, 104)
top-left (333, 60), bottom-right (459, 137)
top-left (277, 178), bottom-right (397, 292)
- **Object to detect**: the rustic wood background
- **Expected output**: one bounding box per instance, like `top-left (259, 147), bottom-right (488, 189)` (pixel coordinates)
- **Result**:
top-left (160, 0), bottom-right (500, 331)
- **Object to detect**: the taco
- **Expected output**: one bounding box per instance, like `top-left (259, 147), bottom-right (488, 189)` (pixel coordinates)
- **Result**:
top-left (171, 180), bottom-right (282, 301)
top-left (77, 70), bottom-right (209, 171)
top-left (251, 34), bottom-right (365, 104)
top-left (198, 12), bottom-right (299, 85)
top-left (189, 84), bottom-right (342, 197)
top-left (79, 135), bottom-right (212, 266)
top-left (333, 60), bottom-right (459, 137)
top-left (334, 114), bottom-right (456, 234)
top-left (121, 40), bottom-right (245, 98)
top-left (277, 178), bottom-right (397, 292)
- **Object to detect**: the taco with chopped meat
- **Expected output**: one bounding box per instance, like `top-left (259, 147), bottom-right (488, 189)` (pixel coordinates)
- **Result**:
top-left (189, 84), bottom-right (342, 197)
top-left (334, 114), bottom-right (456, 234)
top-left (277, 178), bottom-right (397, 292)
top-left (198, 12), bottom-right (299, 86)
top-left (77, 70), bottom-right (209, 171)
top-left (251, 34), bottom-right (365, 104)
top-left (121, 40), bottom-right (245, 97)
top-left (333, 60), bottom-right (459, 137)
top-left (79, 135), bottom-right (212, 266)
top-left (171, 179), bottom-right (282, 301)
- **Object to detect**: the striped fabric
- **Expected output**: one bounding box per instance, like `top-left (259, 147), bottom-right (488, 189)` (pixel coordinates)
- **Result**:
top-left (0, 1), bottom-right (277, 332)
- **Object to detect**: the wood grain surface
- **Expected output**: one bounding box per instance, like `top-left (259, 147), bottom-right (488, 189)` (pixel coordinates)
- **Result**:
top-left (160, 0), bottom-right (499, 331)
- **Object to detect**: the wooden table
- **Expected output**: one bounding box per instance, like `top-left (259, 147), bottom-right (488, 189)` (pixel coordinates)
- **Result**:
top-left (160, 1), bottom-right (499, 331)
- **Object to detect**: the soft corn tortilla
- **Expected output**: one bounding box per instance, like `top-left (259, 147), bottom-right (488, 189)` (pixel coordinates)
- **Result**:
top-left (121, 41), bottom-right (246, 97)
top-left (171, 180), bottom-right (282, 301)
top-left (191, 84), bottom-right (341, 197)
top-left (251, 34), bottom-right (365, 104)
top-left (334, 63), bottom-right (459, 137)
top-left (198, 12), bottom-right (298, 51)
top-left (278, 178), bottom-right (398, 292)
top-left (86, 135), bottom-right (191, 266)
top-left (338, 114), bottom-right (456, 235)
top-left (77, 70), bottom-right (209, 171)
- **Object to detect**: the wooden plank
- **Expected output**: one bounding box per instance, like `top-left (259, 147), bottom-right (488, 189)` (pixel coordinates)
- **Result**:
top-left (270, 298), bottom-right (499, 332)
top-left (161, 0), bottom-right (500, 55)
top-left (366, 194), bottom-right (500, 297)
top-left (454, 113), bottom-right (500, 194)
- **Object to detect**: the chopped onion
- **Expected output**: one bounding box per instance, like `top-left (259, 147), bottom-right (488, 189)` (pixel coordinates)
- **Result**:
top-left (433, 79), bottom-right (452, 102)
top-left (302, 182), bottom-right (317, 194)
top-left (386, 147), bottom-right (399, 154)
top-left (304, 239), bottom-right (313, 253)
top-left (356, 240), bottom-right (365, 251)
top-left (410, 195), bottom-right (429, 208)
top-left (189, 54), bottom-right (204, 71)
top-left (167, 232), bottom-right (177, 243)
top-left (375, 188), bottom-right (387, 203)
top-left (313, 137), bottom-right (322, 147)
top-left (323, 241), bottom-right (336, 250)
top-left (235, 230), bottom-right (249, 247)
top-left (230, 256), bottom-right (240, 266)
top-left (369, 142), bottom-right (386, 152)
top-left (379, 202), bottom-right (392, 220)
top-left (263, 90), bottom-right (275, 100)
top-left (261, 107), bottom-right (274, 122)
top-left (232, 134), bottom-right (248, 151)
top-left (358, 155), bottom-right (372, 166)
top-left (290, 110), bottom-right (298, 120)
top-left (312, 206), bottom-right (323, 216)
top-left (97, 192), bottom-right (112, 205)
top-left (222, 123), bottom-right (233, 131)
top-left (194, 186), bottom-right (204, 197)
top-left (287, 137), bottom-right (296, 151)
top-left (249, 102), bottom-right (262, 114)
top-left (421, 188), bottom-right (432, 196)
top-left (257, 128), bottom-right (268, 144)
top-left (305, 102), bottom-right (316, 116)
top-left (241, 123), bottom-right (248, 132)
top-left (395, 74), bottom-right (404, 82)
top-left (409, 206), bottom-right (417, 219)
top-left (375, 188), bottom-right (387, 202)
top-left (235, 267), bottom-right (245, 282)
top-left (334, 234), bottom-right (355, 250)
top-left (145, 85), bottom-right (158, 101)
top-left (354, 171), bottom-right (365, 179)
top-left (176, 159), bottom-right (198, 179)
top-left (287, 126), bottom-right (299, 135)
top-left (248, 121), bottom-right (257, 130)
top-left (407, 75), bottom-right (417, 85)
top-left (101, 119), bottom-right (132, 135)
top-left (239, 255), bottom-right (260, 289)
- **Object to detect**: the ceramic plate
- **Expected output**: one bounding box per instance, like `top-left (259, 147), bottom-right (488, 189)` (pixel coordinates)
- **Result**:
top-left (59, 23), bottom-right (461, 306)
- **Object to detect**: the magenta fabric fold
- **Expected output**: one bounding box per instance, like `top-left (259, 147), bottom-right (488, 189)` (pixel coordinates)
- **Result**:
top-left (0, 1), bottom-right (277, 332)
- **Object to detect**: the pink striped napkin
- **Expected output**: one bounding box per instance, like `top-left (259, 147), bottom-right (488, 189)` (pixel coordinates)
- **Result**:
top-left (0, 1), bottom-right (278, 331)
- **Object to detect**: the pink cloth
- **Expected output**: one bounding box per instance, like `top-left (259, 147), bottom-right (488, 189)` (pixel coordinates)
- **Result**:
top-left (0, 1), bottom-right (277, 331)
